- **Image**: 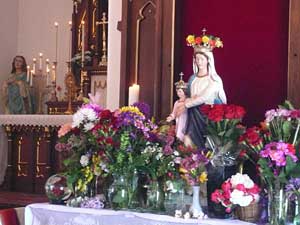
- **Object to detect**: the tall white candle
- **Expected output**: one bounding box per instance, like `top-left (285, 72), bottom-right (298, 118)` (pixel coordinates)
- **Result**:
top-left (26, 66), bottom-right (30, 82)
top-left (32, 58), bottom-right (37, 74)
top-left (68, 21), bottom-right (72, 62)
top-left (39, 53), bottom-right (43, 70)
top-left (52, 65), bottom-right (56, 82)
top-left (30, 70), bottom-right (33, 87)
top-left (46, 58), bottom-right (50, 72)
top-left (81, 21), bottom-right (85, 67)
top-left (46, 68), bottom-right (50, 86)
top-left (128, 84), bottom-right (140, 106)
top-left (54, 22), bottom-right (59, 62)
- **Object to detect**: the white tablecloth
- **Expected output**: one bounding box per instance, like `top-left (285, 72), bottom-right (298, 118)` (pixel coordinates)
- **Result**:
top-left (0, 114), bottom-right (72, 127)
top-left (25, 203), bottom-right (254, 225)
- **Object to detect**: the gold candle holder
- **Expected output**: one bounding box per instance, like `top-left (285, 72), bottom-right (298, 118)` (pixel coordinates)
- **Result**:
top-left (64, 62), bottom-right (77, 114)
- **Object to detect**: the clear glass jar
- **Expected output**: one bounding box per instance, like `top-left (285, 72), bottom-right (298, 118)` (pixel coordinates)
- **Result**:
top-left (108, 174), bottom-right (129, 209)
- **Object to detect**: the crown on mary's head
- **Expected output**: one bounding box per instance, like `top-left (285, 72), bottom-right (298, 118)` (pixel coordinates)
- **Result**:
top-left (186, 28), bottom-right (223, 52)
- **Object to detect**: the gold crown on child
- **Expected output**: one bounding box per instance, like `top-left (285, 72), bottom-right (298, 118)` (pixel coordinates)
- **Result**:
top-left (175, 72), bottom-right (187, 89)
top-left (186, 28), bottom-right (223, 52)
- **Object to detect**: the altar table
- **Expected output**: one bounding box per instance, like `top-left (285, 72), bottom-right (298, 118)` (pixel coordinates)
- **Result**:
top-left (25, 203), bottom-right (254, 225)
top-left (0, 115), bottom-right (72, 194)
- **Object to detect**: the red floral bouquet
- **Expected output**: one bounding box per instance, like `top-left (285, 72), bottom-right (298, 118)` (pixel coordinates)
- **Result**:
top-left (200, 104), bottom-right (246, 166)
top-left (211, 173), bottom-right (260, 213)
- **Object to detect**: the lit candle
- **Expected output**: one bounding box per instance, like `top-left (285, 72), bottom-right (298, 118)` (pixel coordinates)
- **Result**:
top-left (81, 21), bottom-right (85, 67)
top-left (54, 22), bottom-right (59, 62)
top-left (52, 65), bottom-right (56, 82)
top-left (26, 66), bottom-right (30, 82)
top-left (46, 69), bottom-right (50, 86)
top-left (68, 21), bottom-right (72, 62)
top-left (46, 58), bottom-right (50, 72)
top-left (32, 58), bottom-right (37, 74)
top-left (39, 53), bottom-right (43, 70)
top-left (30, 70), bottom-right (34, 87)
top-left (128, 84), bottom-right (140, 105)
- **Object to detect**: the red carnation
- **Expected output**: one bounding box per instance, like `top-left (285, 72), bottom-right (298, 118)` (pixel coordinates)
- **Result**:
top-left (236, 184), bottom-right (246, 192)
top-left (106, 137), bottom-right (114, 145)
top-left (248, 184), bottom-right (260, 194)
top-left (221, 180), bottom-right (231, 192)
top-left (100, 109), bottom-right (113, 120)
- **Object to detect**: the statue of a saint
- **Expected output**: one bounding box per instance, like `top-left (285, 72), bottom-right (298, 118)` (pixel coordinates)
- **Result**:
top-left (2, 56), bottom-right (34, 114)
top-left (176, 30), bottom-right (226, 148)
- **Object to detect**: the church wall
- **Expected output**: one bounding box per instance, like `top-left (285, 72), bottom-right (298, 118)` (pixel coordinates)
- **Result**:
top-left (0, 0), bottom-right (19, 113)
top-left (17, 0), bottom-right (73, 96)
top-left (107, 0), bottom-right (122, 110)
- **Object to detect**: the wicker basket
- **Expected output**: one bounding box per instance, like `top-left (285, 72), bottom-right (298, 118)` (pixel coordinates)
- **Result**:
top-left (235, 203), bottom-right (260, 223)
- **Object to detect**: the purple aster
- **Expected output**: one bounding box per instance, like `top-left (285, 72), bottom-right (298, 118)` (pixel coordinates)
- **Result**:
top-left (286, 178), bottom-right (300, 200)
top-left (132, 102), bottom-right (151, 119)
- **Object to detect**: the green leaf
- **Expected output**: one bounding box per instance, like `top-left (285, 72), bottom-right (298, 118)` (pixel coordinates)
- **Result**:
top-left (258, 159), bottom-right (274, 179)
top-left (286, 156), bottom-right (297, 175)
top-left (278, 170), bottom-right (287, 183)
top-left (282, 121), bottom-right (292, 140)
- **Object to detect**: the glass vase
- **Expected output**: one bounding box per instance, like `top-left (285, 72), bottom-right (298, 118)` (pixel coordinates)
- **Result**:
top-left (108, 174), bottom-right (129, 209)
top-left (293, 197), bottom-right (300, 225)
top-left (164, 179), bottom-right (185, 215)
top-left (189, 185), bottom-right (203, 218)
top-left (267, 181), bottom-right (287, 225)
top-left (147, 178), bottom-right (165, 212)
top-left (107, 173), bottom-right (139, 209)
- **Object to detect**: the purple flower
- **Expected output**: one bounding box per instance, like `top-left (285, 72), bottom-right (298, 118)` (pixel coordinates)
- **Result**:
top-left (265, 109), bottom-right (276, 123)
top-left (163, 145), bottom-right (173, 155)
top-left (277, 109), bottom-right (290, 117)
top-left (286, 178), bottom-right (300, 200)
top-left (80, 196), bottom-right (105, 209)
top-left (132, 102), bottom-right (151, 119)
top-left (82, 103), bottom-right (103, 116)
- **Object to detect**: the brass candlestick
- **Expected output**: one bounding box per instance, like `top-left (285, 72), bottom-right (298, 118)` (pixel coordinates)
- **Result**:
top-left (96, 12), bottom-right (108, 66)
top-left (64, 62), bottom-right (77, 114)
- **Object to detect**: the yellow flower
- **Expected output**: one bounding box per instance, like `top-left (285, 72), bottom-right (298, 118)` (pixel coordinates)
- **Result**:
top-left (215, 39), bottom-right (223, 48)
top-left (186, 35), bottom-right (195, 45)
top-left (202, 35), bottom-right (210, 44)
top-left (198, 172), bottom-right (208, 183)
top-left (179, 167), bottom-right (188, 174)
top-left (92, 155), bottom-right (100, 164)
top-left (120, 106), bottom-right (144, 117)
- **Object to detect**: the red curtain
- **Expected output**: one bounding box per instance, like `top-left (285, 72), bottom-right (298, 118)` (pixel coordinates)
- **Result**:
top-left (180, 0), bottom-right (289, 125)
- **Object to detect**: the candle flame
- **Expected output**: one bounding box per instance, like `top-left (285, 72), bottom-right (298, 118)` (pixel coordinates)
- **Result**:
top-left (39, 53), bottom-right (43, 57)
top-left (54, 22), bottom-right (59, 27)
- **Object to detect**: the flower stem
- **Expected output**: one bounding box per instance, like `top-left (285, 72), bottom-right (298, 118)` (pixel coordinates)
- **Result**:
top-left (293, 120), bottom-right (300, 146)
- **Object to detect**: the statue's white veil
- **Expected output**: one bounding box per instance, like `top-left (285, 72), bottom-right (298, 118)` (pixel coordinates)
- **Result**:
top-left (193, 50), bottom-right (227, 103)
